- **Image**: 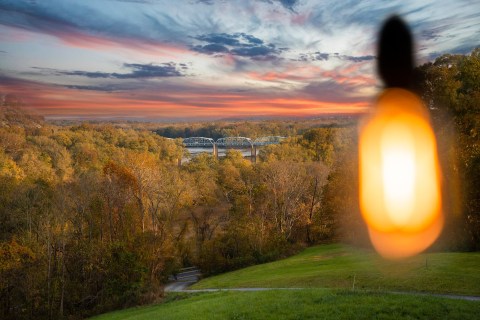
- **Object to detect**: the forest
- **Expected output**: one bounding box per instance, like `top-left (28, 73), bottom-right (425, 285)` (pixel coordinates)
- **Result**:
top-left (0, 48), bottom-right (479, 319)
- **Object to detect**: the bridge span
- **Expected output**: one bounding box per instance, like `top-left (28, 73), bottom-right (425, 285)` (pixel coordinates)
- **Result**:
top-left (181, 136), bottom-right (286, 161)
top-left (183, 137), bottom-right (216, 147)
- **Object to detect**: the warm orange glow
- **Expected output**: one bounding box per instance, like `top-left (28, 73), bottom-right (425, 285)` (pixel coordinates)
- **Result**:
top-left (0, 76), bottom-right (369, 119)
top-left (359, 88), bottom-right (443, 259)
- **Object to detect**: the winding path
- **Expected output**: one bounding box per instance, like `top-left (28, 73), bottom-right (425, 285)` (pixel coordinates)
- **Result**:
top-left (164, 268), bottom-right (480, 302)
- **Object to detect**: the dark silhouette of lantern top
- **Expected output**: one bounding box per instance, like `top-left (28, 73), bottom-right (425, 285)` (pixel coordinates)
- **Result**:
top-left (378, 16), bottom-right (414, 89)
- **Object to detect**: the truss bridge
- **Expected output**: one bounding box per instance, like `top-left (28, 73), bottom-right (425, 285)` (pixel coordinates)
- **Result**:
top-left (216, 136), bottom-right (253, 148)
top-left (180, 136), bottom-right (287, 163)
top-left (183, 137), bottom-right (215, 147)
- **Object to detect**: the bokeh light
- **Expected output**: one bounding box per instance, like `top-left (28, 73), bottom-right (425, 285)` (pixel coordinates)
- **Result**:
top-left (359, 88), bottom-right (443, 259)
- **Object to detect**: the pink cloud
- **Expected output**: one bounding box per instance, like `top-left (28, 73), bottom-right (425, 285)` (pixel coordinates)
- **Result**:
top-left (247, 65), bottom-right (324, 82)
top-left (291, 12), bottom-right (312, 25)
top-left (3, 25), bottom-right (190, 59)
top-left (0, 75), bottom-right (368, 120)
top-left (0, 26), bottom-right (34, 42)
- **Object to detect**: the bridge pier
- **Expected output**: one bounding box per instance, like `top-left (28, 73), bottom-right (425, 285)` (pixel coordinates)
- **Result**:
top-left (251, 145), bottom-right (256, 163)
top-left (213, 144), bottom-right (218, 159)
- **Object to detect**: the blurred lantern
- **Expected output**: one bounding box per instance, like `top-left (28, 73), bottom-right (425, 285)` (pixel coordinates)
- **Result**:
top-left (359, 16), bottom-right (443, 259)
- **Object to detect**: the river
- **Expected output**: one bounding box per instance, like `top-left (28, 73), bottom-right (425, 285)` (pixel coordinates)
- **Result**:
top-left (183, 147), bottom-right (254, 162)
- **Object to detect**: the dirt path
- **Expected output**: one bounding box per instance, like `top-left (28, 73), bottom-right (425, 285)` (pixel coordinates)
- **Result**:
top-left (164, 267), bottom-right (480, 302)
top-left (166, 285), bottom-right (480, 302)
top-left (164, 267), bottom-right (202, 292)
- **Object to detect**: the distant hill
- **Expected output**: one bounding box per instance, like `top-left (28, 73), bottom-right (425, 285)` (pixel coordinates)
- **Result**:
top-left (218, 113), bottom-right (362, 122)
top-left (0, 94), bottom-right (44, 128)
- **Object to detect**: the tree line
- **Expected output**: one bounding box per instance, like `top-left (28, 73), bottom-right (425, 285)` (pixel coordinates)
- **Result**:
top-left (413, 47), bottom-right (480, 249)
top-left (154, 116), bottom-right (356, 140)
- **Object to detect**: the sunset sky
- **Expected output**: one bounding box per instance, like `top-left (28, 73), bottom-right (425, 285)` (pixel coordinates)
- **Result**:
top-left (1, 0), bottom-right (479, 121)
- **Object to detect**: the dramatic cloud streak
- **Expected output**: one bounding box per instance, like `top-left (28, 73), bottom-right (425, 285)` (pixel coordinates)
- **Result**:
top-left (32, 63), bottom-right (187, 79)
top-left (192, 33), bottom-right (283, 60)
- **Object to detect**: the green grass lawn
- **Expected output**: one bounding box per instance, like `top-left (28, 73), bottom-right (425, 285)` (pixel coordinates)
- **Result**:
top-left (91, 289), bottom-right (480, 320)
top-left (192, 244), bottom-right (480, 296)
top-left (91, 244), bottom-right (480, 319)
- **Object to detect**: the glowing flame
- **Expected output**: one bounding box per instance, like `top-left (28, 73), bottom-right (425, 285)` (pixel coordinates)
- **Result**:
top-left (359, 88), bottom-right (443, 259)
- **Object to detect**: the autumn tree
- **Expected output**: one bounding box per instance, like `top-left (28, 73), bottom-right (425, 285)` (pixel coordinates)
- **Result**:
top-left (413, 47), bottom-right (480, 249)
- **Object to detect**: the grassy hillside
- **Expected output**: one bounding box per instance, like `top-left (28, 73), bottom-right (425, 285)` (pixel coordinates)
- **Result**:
top-left (91, 290), bottom-right (479, 320)
top-left (91, 244), bottom-right (480, 319)
top-left (192, 244), bottom-right (480, 296)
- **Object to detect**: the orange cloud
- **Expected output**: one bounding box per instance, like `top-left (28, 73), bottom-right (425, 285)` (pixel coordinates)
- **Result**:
top-left (248, 65), bottom-right (324, 82)
top-left (320, 64), bottom-right (376, 86)
top-left (1, 75), bottom-right (368, 120)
